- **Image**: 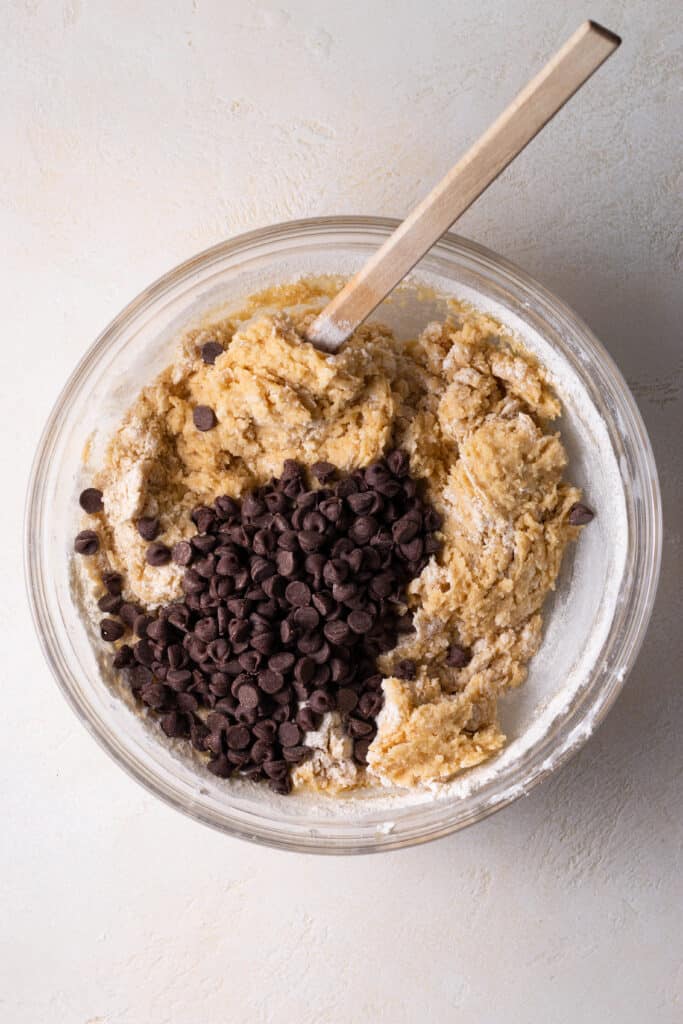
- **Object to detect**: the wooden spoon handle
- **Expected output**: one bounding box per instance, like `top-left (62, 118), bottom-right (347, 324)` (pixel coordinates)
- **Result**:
top-left (306, 20), bottom-right (620, 352)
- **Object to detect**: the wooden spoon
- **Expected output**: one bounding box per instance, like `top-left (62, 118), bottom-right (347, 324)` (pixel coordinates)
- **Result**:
top-left (306, 20), bottom-right (620, 352)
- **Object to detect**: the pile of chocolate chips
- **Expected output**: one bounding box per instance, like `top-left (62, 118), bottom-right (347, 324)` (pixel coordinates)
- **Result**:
top-left (75, 452), bottom-right (444, 793)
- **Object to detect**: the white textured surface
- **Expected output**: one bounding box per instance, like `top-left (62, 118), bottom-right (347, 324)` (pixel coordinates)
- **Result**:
top-left (2, 1), bottom-right (681, 1021)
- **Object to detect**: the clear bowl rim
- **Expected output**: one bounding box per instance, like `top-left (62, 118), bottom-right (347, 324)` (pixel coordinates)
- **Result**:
top-left (24, 215), bottom-right (662, 853)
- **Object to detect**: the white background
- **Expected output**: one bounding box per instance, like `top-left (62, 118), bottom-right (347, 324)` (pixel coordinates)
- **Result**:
top-left (2, 1), bottom-right (682, 1021)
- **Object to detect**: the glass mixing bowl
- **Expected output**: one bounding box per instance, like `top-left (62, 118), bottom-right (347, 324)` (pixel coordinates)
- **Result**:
top-left (25, 217), bottom-right (661, 853)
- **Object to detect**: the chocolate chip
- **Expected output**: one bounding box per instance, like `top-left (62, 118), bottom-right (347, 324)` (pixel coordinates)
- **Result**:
top-left (167, 605), bottom-right (190, 631)
top-left (282, 745), bottom-right (309, 764)
top-left (311, 461), bottom-right (336, 482)
top-left (332, 581), bottom-right (357, 604)
top-left (298, 530), bottom-right (326, 554)
top-left (309, 689), bottom-right (334, 713)
top-left (98, 593), bottom-right (122, 614)
top-left (278, 619), bottom-right (295, 645)
top-left (251, 631), bottom-right (276, 655)
top-left (192, 617), bottom-right (216, 643)
top-left (296, 707), bottom-right (322, 732)
top-left (235, 651), bottom-right (259, 675)
top-left (276, 529), bottom-right (299, 552)
top-left (208, 671), bottom-right (230, 696)
top-left (192, 506), bottom-right (216, 533)
top-left (252, 529), bottom-right (276, 556)
top-left (394, 658), bottom-right (416, 680)
top-left (347, 491), bottom-right (377, 515)
top-left (358, 691), bottom-right (383, 718)
top-left (146, 619), bottom-right (169, 643)
top-left (226, 724), bottom-right (251, 749)
top-left (250, 556), bottom-right (274, 583)
top-left (195, 554), bottom-right (216, 579)
top-left (424, 536), bottom-right (441, 556)
top-left (74, 530), bottom-right (99, 555)
top-left (251, 739), bottom-right (274, 764)
top-left (258, 669), bottom-right (284, 694)
top-left (269, 651), bottom-right (295, 673)
top-left (118, 602), bottom-right (138, 628)
top-left (335, 478), bottom-right (358, 498)
top-left (165, 644), bottom-right (183, 670)
top-left (208, 755), bottom-right (231, 777)
top-left (200, 340), bottom-right (224, 364)
top-left (79, 488), bottom-right (103, 514)
top-left (305, 557), bottom-right (325, 581)
top-left (216, 553), bottom-right (240, 577)
top-left (252, 720), bottom-right (277, 743)
top-left (387, 449), bottom-right (410, 477)
top-left (189, 718), bottom-right (209, 751)
top-left (193, 405), bottom-right (217, 431)
top-left (336, 687), bottom-right (359, 714)
top-left (568, 502), bottom-right (595, 526)
top-left (262, 759), bottom-right (288, 780)
top-left (364, 463), bottom-right (390, 487)
top-left (207, 711), bottom-right (231, 734)
top-left (268, 775), bottom-right (293, 794)
top-left (160, 711), bottom-right (189, 739)
top-left (295, 490), bottom-right (317, 509)
top-left (112, 644), bottom-right (134, 669)
top-left (297, 630), bottom-right (324, 655)
top-left (133, 639), bottom-right (154, 665)
top-left (136, 516), bottom-right (160, 541)
top-left (319, 497), bottom-right (343, 522)
top-left (234, 706), bottom-right (258, 726)
top-left (128, 664), bottom-right (153, 689)
top-left (146, 542), bottom-right (171, 566)
top-left (345, 548), bottom-right (364, 573)
top-left (331, 537), bottom-right (354, 558)
top-left (293, 657), bottom-right (314, 685)
top-left (101, 571), bottom-right (123, 595)
top-left (330, 657), bottom-right (350, 683)
top-left (275, 550), bottom-right (298, 578)
top-left (166, 669), bottom-right (193, 691)
top-left (348, 717), bottom-right (374, 738)
top-left (369, 572), bottom-right (394, 598)
top-left (424, 508), bottom-right (443, 531)
top-left (100, 618), bottom-right (124, 642)
top-left (237, 683), bottom-right (260, 709)
top-left (312, 592), bottom-right (336, 617)
top-left (446, 644), bottom-right (471, 668)
top-left (349, 516), bottom-right (378, 545)
top-left (323, 619), bottom-right (351, 645)
top-left (181, 573), bottom-right (202, 598)
top-left (348, 610), bottom-right (374, 634)
top-left (400, 537), bottom-right (424, 562)
top-left (171, 541), bottom-right (194, 566)
top-left (208, 638), bottom-right (230, 663)
top-left (392, 515), bottom-right (419, 544)
top-left (278, 721), bottom-right (301, 747)
top-left (215, 495), bottom-right (239, 518)
top-left (133, 613), bottom-right (152, 638)
top-left (265, 492), bottom-right (288, 514)
top-left (285, 580), bottom-right (311, 607)
top-left (305, 511), bottom-right (328, 536)
top-left (323, 559), bottom-right (348, 585)
top-left (293, 606), bottom-right (319, 630)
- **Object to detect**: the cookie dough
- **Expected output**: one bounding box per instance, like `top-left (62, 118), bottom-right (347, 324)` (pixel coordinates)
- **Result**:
top-left (81, 281), bottom-right (583, 793)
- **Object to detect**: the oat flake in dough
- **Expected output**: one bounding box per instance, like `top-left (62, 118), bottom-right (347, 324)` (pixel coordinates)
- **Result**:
top-left (83, 288), bottom-right (584, 794)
